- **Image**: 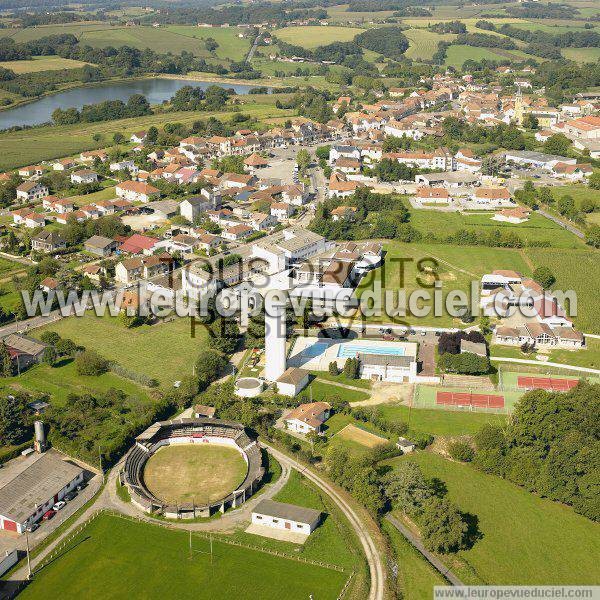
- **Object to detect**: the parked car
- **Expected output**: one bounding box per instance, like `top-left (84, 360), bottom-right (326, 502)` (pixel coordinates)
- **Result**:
top-left (52, 501), bottom-right (66, 511)
top-left (64, 491), bottom-right (77, 501)
top-left (42, 510), bottom-right (56, 521)
top-left (76, 482), bottom-right (87, 492)
top-left (26, 522), bottom-right (39, 533)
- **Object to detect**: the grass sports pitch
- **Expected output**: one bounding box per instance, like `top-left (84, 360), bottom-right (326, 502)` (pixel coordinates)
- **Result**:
top-left (143, 444), bottom-right (248, 505)
top-left (20, 513), bottom-right (348, 600)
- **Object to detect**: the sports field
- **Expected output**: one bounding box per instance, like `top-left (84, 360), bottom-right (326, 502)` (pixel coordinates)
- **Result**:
top-left (0, 56), bottom-right (92, 73)
top-left (274, 25), bottom-right (363, 49)
top-left (19, 513), bottom-right (348, 600)
top-left (414, 384), bottom-right (522, 413)
top-left (499, 369), bottom-right (599, 390)
top-left (144, 444), bottom-right (247, 505)
top-left (386, 453), bottom-right (600, 585)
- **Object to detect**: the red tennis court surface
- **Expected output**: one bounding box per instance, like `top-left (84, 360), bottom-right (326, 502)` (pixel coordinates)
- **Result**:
top-left (517, 376), bottom-right (579, 391)
top-left (436, 391), bottom-right (505, 408)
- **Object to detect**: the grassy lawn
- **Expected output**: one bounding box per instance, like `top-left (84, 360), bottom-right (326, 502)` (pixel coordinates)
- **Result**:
top-left (34, 314), bottom-right (206, 386)
top-left (0, 102), bottom-right (292, 171)
top-left (311, 370), bottom-right (372, 389)
top-left (382, 519), bottom-right (447, 600)
top-left (561, 47), bottom-right (600, 62)
top-left (356, 241), bottom-right (531, 327)
top-left (409, 209), bottom-right (583, 249)
top-left (164, 26), bottom-right (252, 62)
top-left (548, 184), bottom-right (600, 226)
top-left (0, 56), bottom-right (93, 73)
top-left (385, 453), bottom-right (600, 585)
top-left (0, 360), bottom-right (151, 406)
top-left (144, 444), bottom-right (247, 505)
top-left (526, 247), bottom-right (600, 334)
top-left (273, 25), bottom-right (363, 49)
top-left (444, 45), bottom-right (532, 68)
top-left (19, 513), bottom-right (348, 600)
top-left (298, 379), bottom-right (371, 404)
top-left (0, 256), bottom-right (27, 278)
top-left (376, 404), bottom-right (507, 437)
top-left (66, 185), bottom-right (116, 207)
top-left (548, 337), bottom-right (600, 369)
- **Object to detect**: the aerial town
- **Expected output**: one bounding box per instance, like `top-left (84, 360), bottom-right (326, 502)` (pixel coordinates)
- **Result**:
top-left (0, 1), bottom-right (597, 599)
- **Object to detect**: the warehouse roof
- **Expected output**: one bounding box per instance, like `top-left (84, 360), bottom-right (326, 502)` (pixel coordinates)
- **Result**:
top-left (0, 450), bottom-right (83, 523)
top-left (253, 499), bottom-right (321, 525)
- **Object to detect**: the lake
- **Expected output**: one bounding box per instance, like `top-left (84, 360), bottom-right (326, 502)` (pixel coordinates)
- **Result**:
top-left (0, 77), bottom-right (261, 130)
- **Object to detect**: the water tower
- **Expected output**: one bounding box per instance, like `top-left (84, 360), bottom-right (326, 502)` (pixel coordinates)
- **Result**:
top-left (33, 420), bottom-right (47, 453)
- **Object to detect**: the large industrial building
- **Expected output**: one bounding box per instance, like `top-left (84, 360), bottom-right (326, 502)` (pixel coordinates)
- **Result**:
top-left (0, 449), bottom-right (84, 534)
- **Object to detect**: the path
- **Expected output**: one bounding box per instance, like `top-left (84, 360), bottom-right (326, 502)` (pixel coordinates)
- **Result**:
top-left (0, 311), bottom-right (62, 339)
top-left (385, 514), bottom-right (464, 587)
top-left (0, 252), bottom-right (35, 267)
top-left (537, 208), bottom-right (584, 239)
top-left (490, 356), bottom-right (600, 375)
top-left (315, 377), bottom-right (369, 392)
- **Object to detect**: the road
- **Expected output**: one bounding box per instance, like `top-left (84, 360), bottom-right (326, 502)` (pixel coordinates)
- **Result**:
top-left (385, 515), bottom-right (463, 586)
top-left (265, 444), bottom-right (386, 600)
top-left (245, 32), bottom-right (261, 63)
top-left (536, 207), bottom-right (585, 239)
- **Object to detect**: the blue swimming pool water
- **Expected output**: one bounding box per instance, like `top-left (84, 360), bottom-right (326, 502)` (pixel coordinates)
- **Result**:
top-left (303, 342), bottom-right (329, 358)
top-left (337, 344), bottom-right (405, 358)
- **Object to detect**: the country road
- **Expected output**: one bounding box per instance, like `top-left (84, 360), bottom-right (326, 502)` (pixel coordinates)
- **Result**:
top-left (537, 208), bottom-right (584, 239)
top-left (245, 32), bottom-right (261, 63)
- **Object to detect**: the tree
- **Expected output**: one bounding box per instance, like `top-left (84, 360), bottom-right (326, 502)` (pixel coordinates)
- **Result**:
top-left (421, 497), bottom-right (469, 554)
top-left (579, 197), bottom-right (596, 214)
top-left (479, 316), bottom-right (492, 336)
top-left (343, 358), bottom-right (360, 379)
top-left (146, 126), bottom-right (158, 144)
top-left (42, 346), bottom-right (58, 366)
top-left (39, 331), bottom-right (60, 345)
top-left (55, 338), bottom-right (78, 357)
top-left (195, 349), bottom-right (228, 386)
top-left (448, 440), bottom-right (475, 462)
top-left (589, 171), bottom-right (600, 191)
top-left (296, 149), bottom-right (310, 173)
top-left (586, 225), bottom-right (600, 249)
top-left (543, 134), bottom-right (571, 157)
top-left (328, 361), bottom-right (339, 376)
top-left (75, 350), bottom-right (109, 376)
top-left (0, 343), bottom-right (12, 377)
top-left (532, 266), bottom-right (555, 289)
top-left (0, 393), bottom-right (28, 445)
top-left (556, 194), bottom-right (575, 216)
top-left (381, 462), bottom-right (432, 514)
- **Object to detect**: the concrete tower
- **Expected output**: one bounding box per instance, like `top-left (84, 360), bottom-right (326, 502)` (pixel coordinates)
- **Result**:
top-left (264, 296), bottom-right (287, 382)
top-left (514, 87), bottom-right (524, 127)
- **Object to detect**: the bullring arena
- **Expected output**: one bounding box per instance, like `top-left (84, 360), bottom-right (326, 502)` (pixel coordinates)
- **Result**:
top-left (122, 418), bottom-right (264, 518)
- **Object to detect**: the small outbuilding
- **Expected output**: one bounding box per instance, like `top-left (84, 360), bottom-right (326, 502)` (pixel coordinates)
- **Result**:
top-left (252, 499), bottom-right (321, 536)
top-left (276, 367), bottom-right (310, 397)
top-left (396, 437), bottom-right (416, 453)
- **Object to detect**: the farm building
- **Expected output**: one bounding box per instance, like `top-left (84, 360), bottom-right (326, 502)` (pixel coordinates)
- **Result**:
top-left (252, 499), bottom-right (321, 536)
top-left (0, 449), bottom-right (84, 534)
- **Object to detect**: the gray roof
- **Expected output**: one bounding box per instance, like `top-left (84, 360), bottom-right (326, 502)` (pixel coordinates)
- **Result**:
top-left (33, 230), bottom-right (65, 244)
top-left (3, 334), bottom-right (47, 357)
top-left (0, 450), bottom-right (83, 523)
top-left (85, 235), bottom-right (115, 249)
top-left (253, 499), bottom-right (321, 525)
top-left (460, 339), bottom-right (487, 357)
top-left (503, 150), bottom-right (568, 163)
top-left (147, 199), bottom-right (180, 216)
top-left (358, 353), bottom-right (414, 368)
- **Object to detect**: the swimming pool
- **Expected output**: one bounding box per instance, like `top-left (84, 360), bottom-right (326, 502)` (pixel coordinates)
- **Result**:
top-left (303, 342), bottom-right (329, 358)
top-left (337, 344), bottom-right (406, 359)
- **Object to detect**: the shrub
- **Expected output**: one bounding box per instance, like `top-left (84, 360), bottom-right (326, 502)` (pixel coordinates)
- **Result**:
top-left (75, 350), bottom-right (109, 376)
top-left (448, 440), bottom-right (475, 462)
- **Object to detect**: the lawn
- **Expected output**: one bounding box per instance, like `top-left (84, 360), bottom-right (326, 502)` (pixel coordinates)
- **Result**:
top-left (0, 56), bottom-right (93, 74)
top-left (562, 47), bottom-right (600, 62)
top-left (549, 337), bottom-right (600, 369)
top-left (34, 314), bottom-right (207, 386)
top-left (273, 26), bottom-right (363, 49)
top-left (356, 241), bottom-right (531, 327)
top-left (143, 444), bottom-right (247, 505)
top-left (298, 379), bottom-right (371, 404)
top-left (376, 403), bottom-right (507, 437)
top-left (526, 247), bottom-right (600, 334)
top-left (164, 26), bottom-right (252, 62)
top-left (1, 360), bottom-right (151, 406)
top-left (409, 208), bottom-right (584, 249)
top-left (444, 45), bottom-right (532, 68)
top-left (0, 256), bottom-right (27, 278)
top-left (548, 184), bottom-right (600, 226)
top-left (19, 513), bottom-right (348, 600)
top-left (386, 453), bottom-right (600, 585)
top-left (382, 519), bottom-right (447, 600)
top-left (311, 370), bottom-right (372, 389)
top-left (66, 185), bottom-right (116, 207)
top-left (0, 101), bottom-right (292, 171)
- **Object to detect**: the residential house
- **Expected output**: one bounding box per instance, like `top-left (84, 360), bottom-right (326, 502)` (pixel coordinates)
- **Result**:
top-left (115, 255), bottom-right (170, 284)
top-left (284, 400), bottom-right (330, 433)
top-left (16, 182), bottom-right (48, 203)
top-left (116, 181), bottom-right (160, 203)
top-left (84, 235), bottom-right (118, 257)
top-left (70, 169), bottom-right (98, 185)
top-left (31, 230), bottom-right (66, 253)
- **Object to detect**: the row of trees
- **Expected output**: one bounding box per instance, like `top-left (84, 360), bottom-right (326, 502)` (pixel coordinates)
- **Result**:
top-left (52, 94), bottom-right (151, 125)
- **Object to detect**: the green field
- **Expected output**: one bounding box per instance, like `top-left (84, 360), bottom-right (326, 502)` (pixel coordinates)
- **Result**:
top-left (548, 184), bottom-right (600, 226)
top-left (35, 314), bottom-right (206, 386)
top-left (377, 403), bottom-right (507, 437)
top-left (356, 241), bottom-right (531, 327)
top-left (386, 452), bottom-right (600, 585)
top-left (0, 56), bottom-right (93, 73)
top-left (273, 25), bottom-right (363, 49)
top-left (404, 29), bottom-right (454, 61)
top-left (19, 513), bottom-right (348, 600)
top-left (527, 247), bottom-right (600, 334)
top-left (445, 45), bottom-right (531, 68)
top-left (164, 26), bottom-right (253, 62)
top-left (1, 360), bottom-right (151, 406)
top-left (0, 256), bottom-right (27, 278)
top-left (414, 384), bottom-right (522, 413)
top-left (561, 47), bottom-right (600, 62)
top-left (549, 337), bottom-right (600, 369)
top-left (409, 208), bottom-right (584, 249)
top-left (382, 519), bottom-right (447, 600)
top-left (0, 101), bottom-right (291, 171)
top-left (298, 379), bottom-right (371, 404)
top-left (326, 5), bottom-right (396, 23)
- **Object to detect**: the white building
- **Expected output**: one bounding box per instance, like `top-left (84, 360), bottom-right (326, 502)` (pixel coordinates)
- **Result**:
top-left (276, 368), bottom-right (310, 398)
top-left (284, 401), bottom-right (330, 433)
top-left (251, 499), bottom-right (321, 536)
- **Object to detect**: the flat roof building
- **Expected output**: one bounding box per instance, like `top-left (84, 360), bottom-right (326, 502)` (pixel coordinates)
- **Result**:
top-left (252, 499), bottom-right (321, 537)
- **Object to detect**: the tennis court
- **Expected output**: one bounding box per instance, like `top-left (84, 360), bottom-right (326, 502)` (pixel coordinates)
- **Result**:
top-left (499, 369), bottom-right (598, 392)
top-left (517, 376), bottom-right (580, 392)
top-left (414, 384), bottom-right (523, 413)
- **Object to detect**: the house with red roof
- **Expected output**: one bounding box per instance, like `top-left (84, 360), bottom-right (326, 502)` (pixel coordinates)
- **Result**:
top-left (119, 233), bottom-right (160, 255)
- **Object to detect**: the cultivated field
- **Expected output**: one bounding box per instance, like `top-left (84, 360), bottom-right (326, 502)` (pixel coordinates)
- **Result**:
top-left (403, 29), bottom-right (454, 61)
top-left (18, 513), bottom-right (348, 600)
top-left (164, 26), bottom-right (253, 62)
top-left (35, 314), bottom-right (208, 386)
top-left (386, 453), bottom-right (600, 585)
top-left (273, 26), bottom-right (363, 49)
top-left (143, 444), bottom-right (247, 505)
top-left (335, 423), bottom-right (389, 448)
top-left (0, 56), bottom-right (92, 73)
